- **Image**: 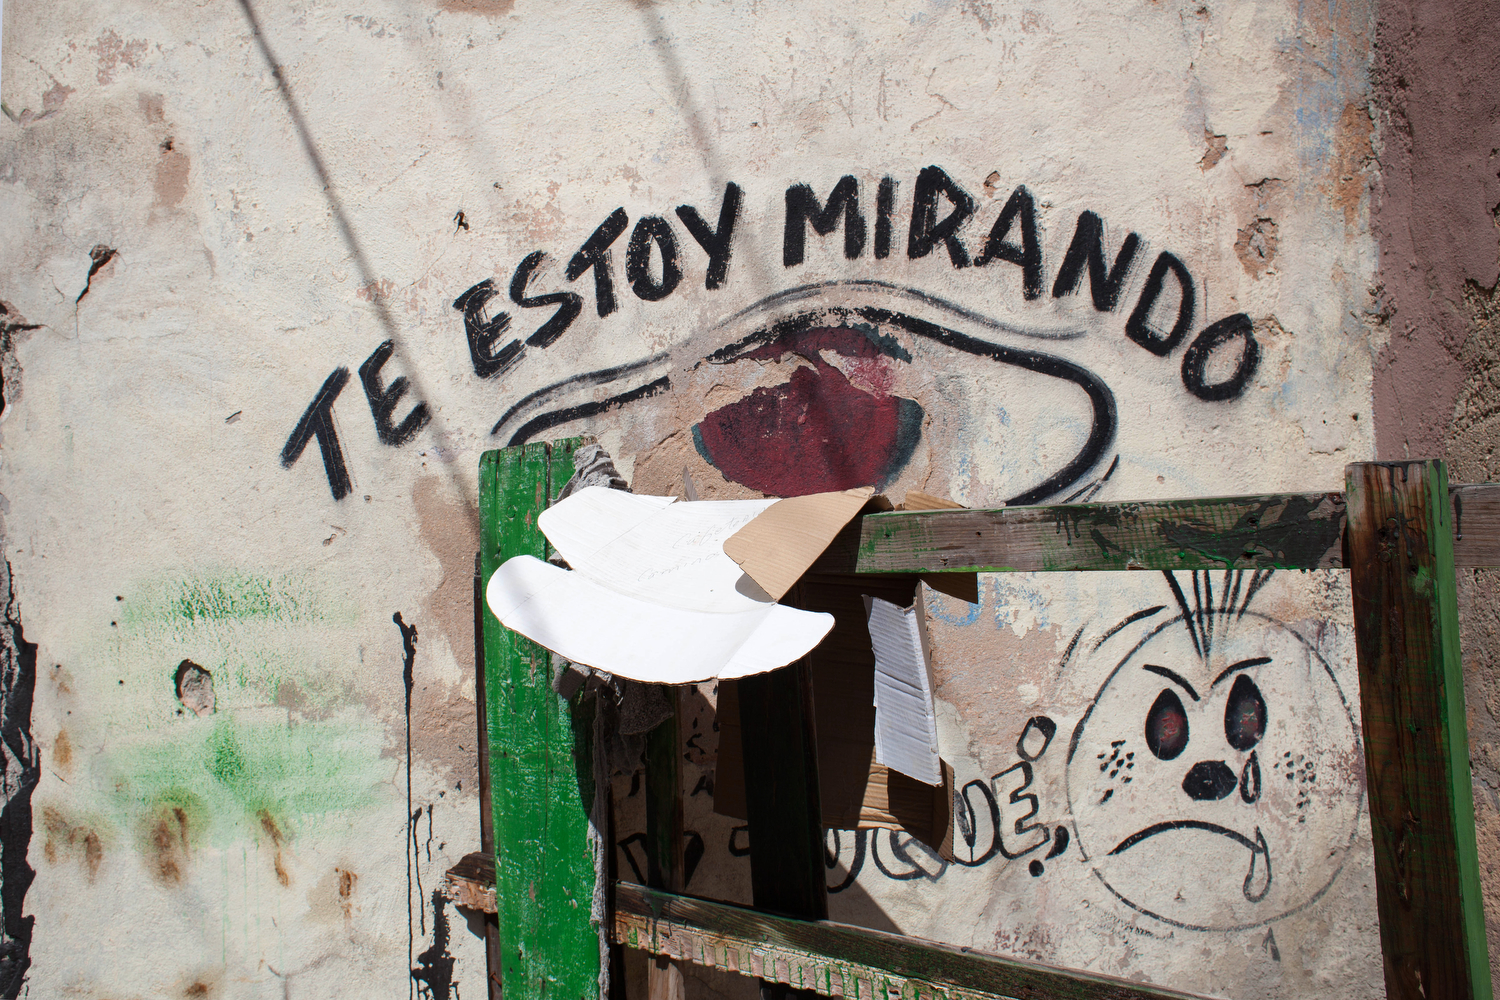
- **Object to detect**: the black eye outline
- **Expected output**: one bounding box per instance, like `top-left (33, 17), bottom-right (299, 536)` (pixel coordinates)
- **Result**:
top-left (1224, 674), bottom-right (1267, 751)
top-left (1146, 688), bottom-right (1190, 760)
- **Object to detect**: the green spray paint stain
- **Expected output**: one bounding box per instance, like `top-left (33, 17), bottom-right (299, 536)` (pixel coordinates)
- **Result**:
top-left (105, 714), bottom-right (385, 847)
top-left (207, 724), bottom-right (250, 794)
top-left (123, 570), bottom-right (346, 627)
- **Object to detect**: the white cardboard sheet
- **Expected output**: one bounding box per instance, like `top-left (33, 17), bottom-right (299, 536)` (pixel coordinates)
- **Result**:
top-left (864, 593), bottom-right (942, 785)
top-left (485, 487), bottom-right (836, 684)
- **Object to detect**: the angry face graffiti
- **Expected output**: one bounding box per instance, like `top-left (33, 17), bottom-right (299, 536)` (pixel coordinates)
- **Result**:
top-left (1066, 570), bottom-right (1363, 931)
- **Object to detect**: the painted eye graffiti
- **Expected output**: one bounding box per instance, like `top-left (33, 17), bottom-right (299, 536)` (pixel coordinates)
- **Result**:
top-left (1224, 674), bottom-right (1267, 751)
top-left (1145, 689), bottom-right (1189, 760)
top-left (691, 327), bottom-right (924, 496)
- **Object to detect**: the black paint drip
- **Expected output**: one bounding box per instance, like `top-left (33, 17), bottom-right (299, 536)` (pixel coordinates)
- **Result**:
top-left (0, 561), bottom-right (37, 998)
top-left (411, 889), bottom-right (456, 1000)
top-left (395, 612), bottom-right (421, 1000)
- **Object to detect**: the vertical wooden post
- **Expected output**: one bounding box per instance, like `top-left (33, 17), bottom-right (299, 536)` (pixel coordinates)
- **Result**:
top-left (645, 693), bottom-right (685, 1000)
top-left (1346, 461), bottom-right (1492, 1000)
top-left (474, 553), bottom-right (502, 1000)
top-left (481, 440), bottom-right (601, 1000)
top-left (737, 655), bottom-right (828, 921)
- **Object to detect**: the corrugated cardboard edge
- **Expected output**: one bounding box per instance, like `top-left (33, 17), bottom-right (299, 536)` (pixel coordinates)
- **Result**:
top-left (865, 592), bottom-right (943, 787)
top-left (723, 487), bottom-right (876, 601)
top-left (902, 489), bottom-right (969, 512)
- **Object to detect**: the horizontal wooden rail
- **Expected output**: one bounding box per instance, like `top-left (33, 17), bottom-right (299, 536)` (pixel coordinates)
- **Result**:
top-left (843, 483), bottom-right (1500, 575)
top-left (613, 881), bottom-right (1214, 1000)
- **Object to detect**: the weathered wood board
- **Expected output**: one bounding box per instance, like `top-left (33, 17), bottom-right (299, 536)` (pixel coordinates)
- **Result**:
top-left (854, 493), bottom-right (1348, 574)
top-left (479, 441), bottom-right (601, 1000)
top-left (1346, 462), bottom-right (1492, 1000)
top-left (614, 881), bottom-right (1216, 1000)
top-left (846, 484), bottom-right (1500, 575)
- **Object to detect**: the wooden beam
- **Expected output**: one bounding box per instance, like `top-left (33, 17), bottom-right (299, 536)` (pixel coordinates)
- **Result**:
top-left (845, 484), bottom-right (1500, 575)
top-left (480, 441), bottom-right (601, 1000)
top-left (442, 851), bottom-right (497, 914)
top-left (614, 882), bottom-right (1216, 1000)
top-left (1346, 461), bottom-right (1492, 1000)
top-left (737, 652), bottom-right (829, 921)
top-left (646, 694), bottom-right (687, 1000)
top-left (852, 492), bottom-right (1348, 574)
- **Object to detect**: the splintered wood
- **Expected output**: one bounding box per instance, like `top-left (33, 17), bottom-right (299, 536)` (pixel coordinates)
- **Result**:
top-left (613, 883), bottom-right (1213, 1000)
top-left (440, 851), bottom-right (497, 914)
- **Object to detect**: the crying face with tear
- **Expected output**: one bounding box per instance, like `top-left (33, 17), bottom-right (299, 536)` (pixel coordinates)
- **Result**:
top-left (1064, 570), bottom-right (1364, 932)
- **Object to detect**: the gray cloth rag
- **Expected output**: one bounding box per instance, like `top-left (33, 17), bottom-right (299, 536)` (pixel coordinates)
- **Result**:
top-left (547, 442), bottom-right (674, 775)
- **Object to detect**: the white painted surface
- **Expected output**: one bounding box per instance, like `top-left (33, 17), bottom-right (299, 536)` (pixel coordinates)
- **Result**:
top-left (0, 0), bottom-right (1378, 995)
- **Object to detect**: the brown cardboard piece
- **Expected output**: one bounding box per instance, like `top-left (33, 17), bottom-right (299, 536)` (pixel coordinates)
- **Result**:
top-left (723, 487), bottom-right (879, 601)
top-left (714, 559), bottom-right (950, 851)
top-left (714, 487), bottom-right (980, 854)
top-left (901, 489), bottom-right (969, 512)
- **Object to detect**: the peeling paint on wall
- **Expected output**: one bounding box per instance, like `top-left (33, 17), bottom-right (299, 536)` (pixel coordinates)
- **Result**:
top-left (0, 0), bottom-right (1406, 994)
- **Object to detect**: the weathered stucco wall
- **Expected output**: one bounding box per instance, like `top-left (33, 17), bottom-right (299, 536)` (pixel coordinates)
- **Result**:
top-left (0, 0), bottom-right (1478, 995)
top-left (1367, 0), bottom-right (1500, 982)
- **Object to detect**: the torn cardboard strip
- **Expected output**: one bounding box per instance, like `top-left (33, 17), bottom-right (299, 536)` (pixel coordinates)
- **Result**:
top-left (485, 487), bottom-right (836, 684)
top-left (864, 589), bottom-right (942, 786)
top-left (723, 487), bottom-right (878, 600)
top-left (715, 572), bottom-right (955, 854)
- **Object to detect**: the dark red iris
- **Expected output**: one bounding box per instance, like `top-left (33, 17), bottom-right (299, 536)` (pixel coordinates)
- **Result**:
top-left (691, 327), bottom-right (923, 497)
top-left (1146, 688), bottom-right (1190, 760)
top-left (1224, 674), bottom-right (1267, 751)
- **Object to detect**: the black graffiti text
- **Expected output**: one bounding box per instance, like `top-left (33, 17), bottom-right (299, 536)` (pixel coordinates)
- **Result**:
top-left (454, 167), bottom-right (1259, 411)
top-left (282, 341), bottom-right (432, 501)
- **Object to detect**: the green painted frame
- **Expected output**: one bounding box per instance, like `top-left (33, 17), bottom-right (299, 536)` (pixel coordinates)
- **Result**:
top-left (479, 440), bottom-right (600, 1000)
top-left (481, 447), bottom-right (1494, 1000)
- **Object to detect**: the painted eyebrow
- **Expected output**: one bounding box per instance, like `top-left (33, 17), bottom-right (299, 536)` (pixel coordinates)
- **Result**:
top-left (1211, 656), bottom-right (1271, 689)
top-left (1142, 664), bottom-right (1200, 702)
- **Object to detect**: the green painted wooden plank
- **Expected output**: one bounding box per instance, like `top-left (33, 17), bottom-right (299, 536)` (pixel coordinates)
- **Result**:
top-left (849, 493), bottom-right (1347, 574)
top-left (644, 696), bottom-right (682, 893)
top-left (614, 882), bottom-right (1216, 1000)
top-left (480, 440), bottom-right (600, 1000)
top-left (1346, 461), bottom-right (1492, 1000)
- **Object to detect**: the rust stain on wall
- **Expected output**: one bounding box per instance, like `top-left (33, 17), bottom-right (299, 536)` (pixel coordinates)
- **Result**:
top-left (90, 29), bottom-right (148, 86)
top-left (409, 478), bottom-right (483, 789)
top-left (1235, 218), bottom-right (1280, 277)
top-left (41, 807), bottom-right (102, 882)
top-left (1201, 129), bottom-right (1228, 171)
top-left (1329, 102), bottom-right (1373, 228)
top-left (258, 810), bottom-right (291, 887)
top-left (411, 477), bottom-right (480, 678)
top-left (145, 805), bottom-right (193, 886)
top-left (51, 730), bottom-right (72, 776)
top-left (437, 0), bottom-right (515, 15)
top-left (154, 138), bottom-right (189, 210)
top-left (307, 864), bottom-right (360, 924)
